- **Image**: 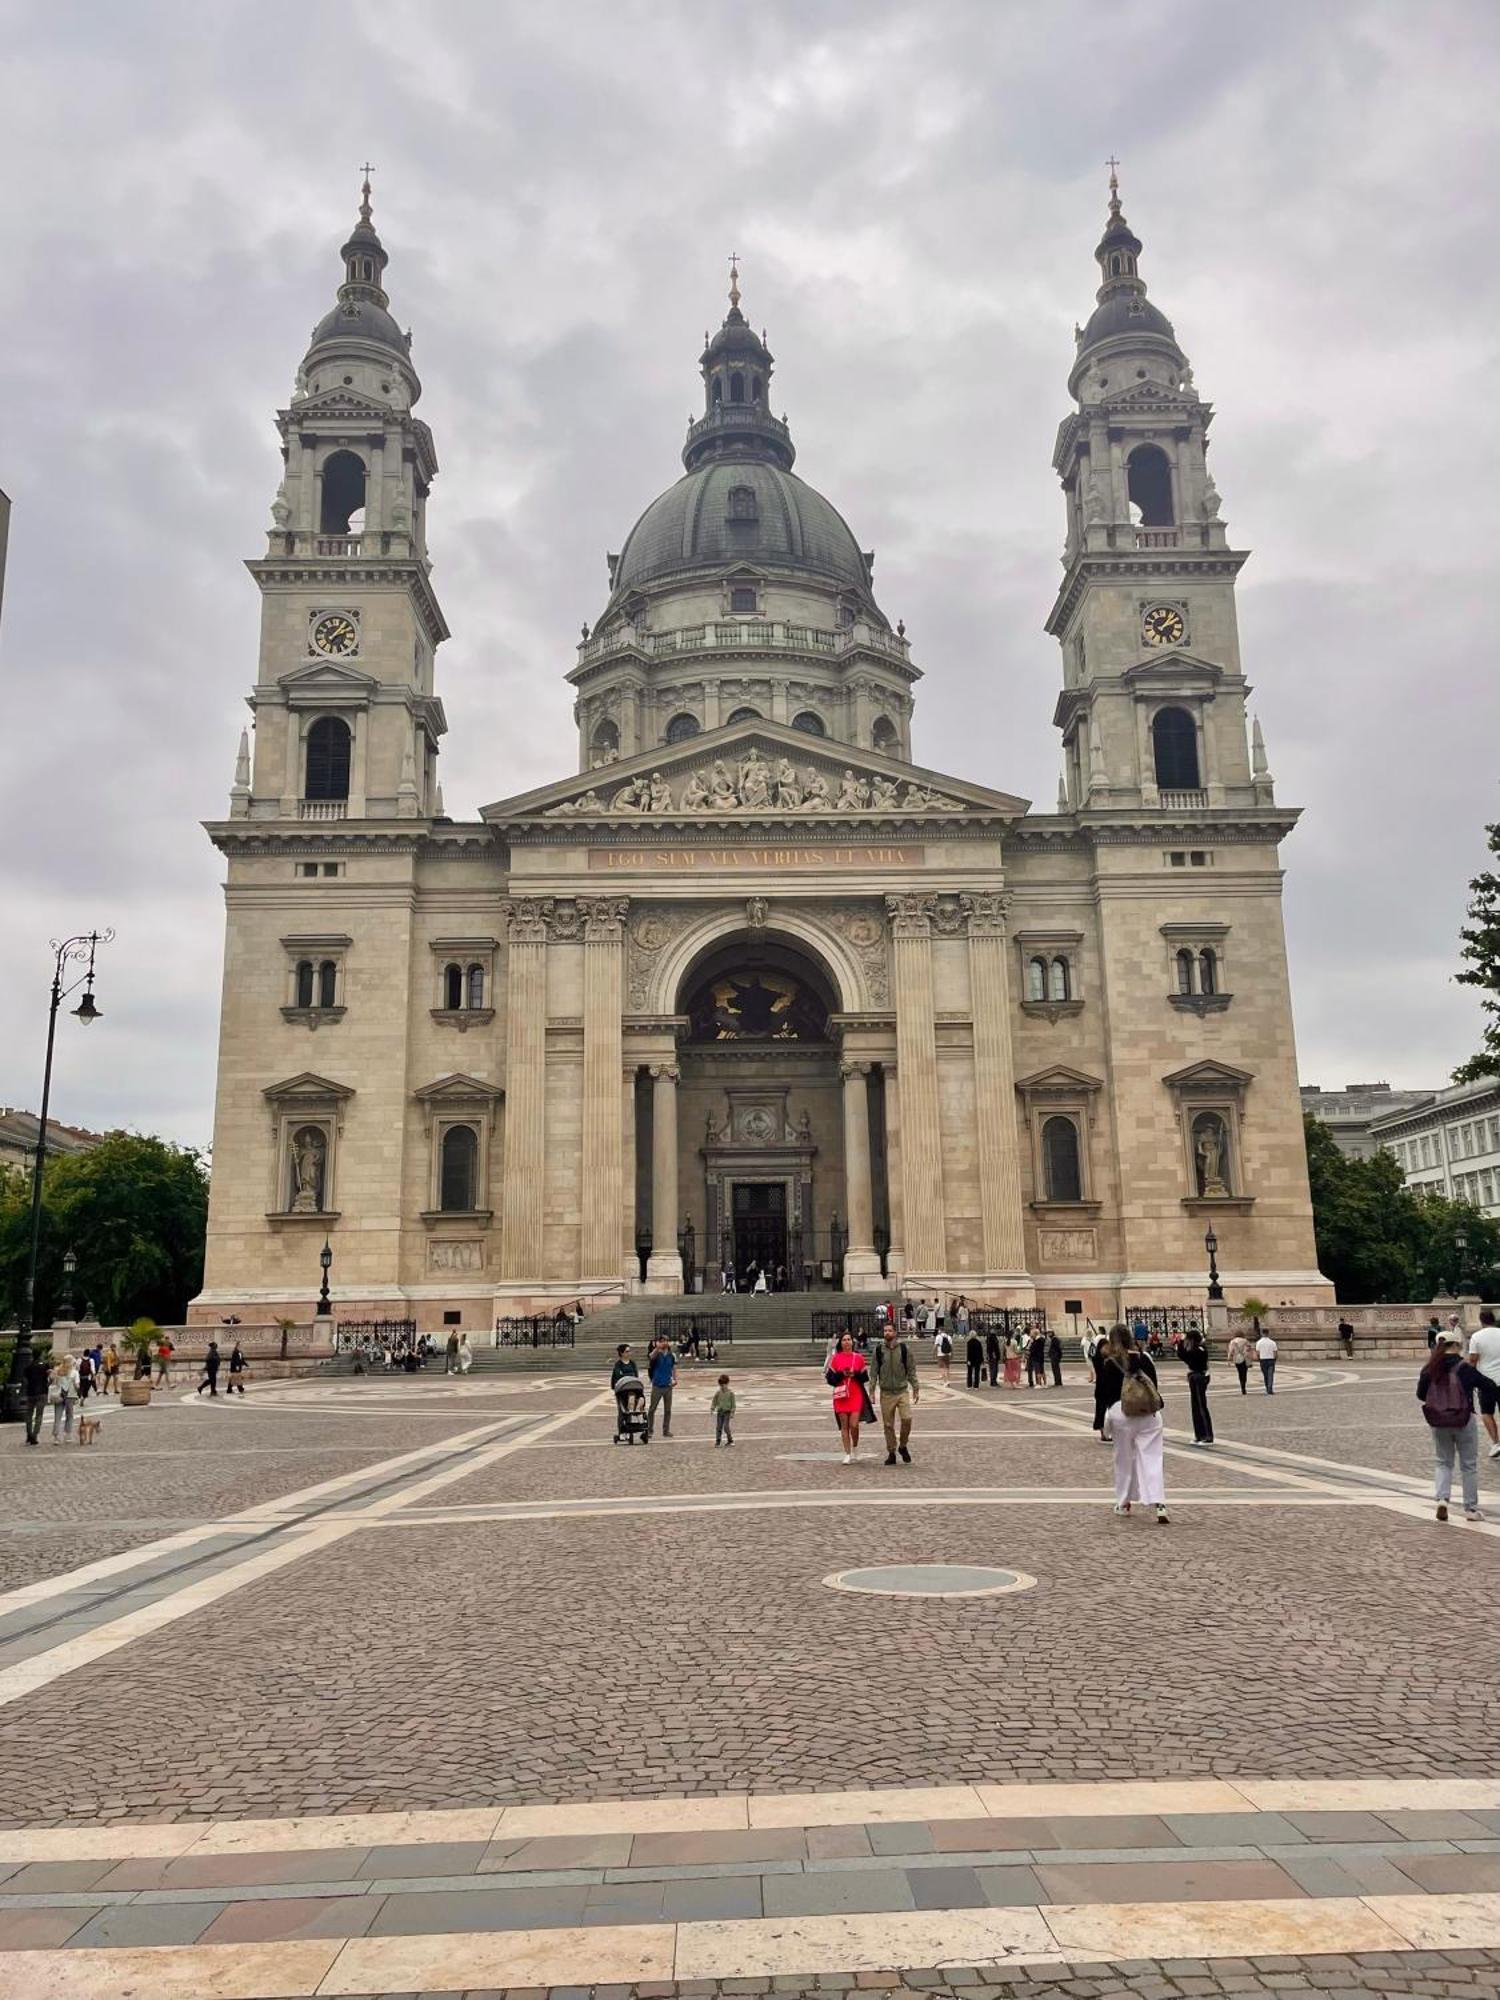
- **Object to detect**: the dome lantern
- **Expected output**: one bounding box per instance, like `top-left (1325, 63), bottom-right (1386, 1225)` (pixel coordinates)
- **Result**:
top-left (684, 256), bottom-right (795, 472)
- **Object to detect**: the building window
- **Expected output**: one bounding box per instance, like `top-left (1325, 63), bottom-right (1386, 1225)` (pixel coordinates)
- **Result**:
top-left (1198, 948), bottom-right (1217, 996)
top-left (317, 959), bottom-right (338, 1008)
top-left (319, 451), bottom-right (367, 534)
top-left (305, 716), bottom-right (352, 801)
top-left (298, 862), bottom-right (319, 878)
top-left (729, 371), bottom-right (745, 404)
top-left (1048, 957), bottom-right (1071, 1003)
top-left (665, 712), bottom-right (701, 743)
top-left (590, 718), bottom-right (620, 765)
top-left (872, 715), bottom-right (899, 753)
top-left (791, 710), bottom-right (826, 737)
top-left (466, 964), bottom-right (485, 1009)
top-left (439, 1124), bottom-right (479, 1212)
top-left (1042, 1115), bottom-right (1083, 1202)
top-left (1152, 707), bottom-right (1199, 790)
top-left (1126, 443), bottom-right (1174, 527)
top-left (1176, 948), bottom-right (1195, 995)
top-left (444, 962), bottom-right (463, 1010)
top-left (1027, 956), bottom-right (1047, 1002)
top-left (727, 486), bottom-right (758, 521)
top-left (295, 959), bottom-right (315, 1009)
top-left (726, 706), bottom-right (761, 723)
top-left (729, 586), bottom-right (758, 613)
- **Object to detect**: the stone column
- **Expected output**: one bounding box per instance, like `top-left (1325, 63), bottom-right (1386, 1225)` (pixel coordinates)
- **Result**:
top-left (887, 896), bottom-right (946, 1274)
top-left (646, 1062), bottom-right (682, 1289)
top-left (621, 1065), bottom-right (638, 1277)
top-left (840, 1059), bottom-right (880, 1285)
top-left (499, 898), bottom-right (551, 1282)
top-left (580, 898), bottom-right (627, 1280)
top-left (882, 1063), bottom-right (906, 1281)
top-left (962, 893), bottom-right (1027, 1273)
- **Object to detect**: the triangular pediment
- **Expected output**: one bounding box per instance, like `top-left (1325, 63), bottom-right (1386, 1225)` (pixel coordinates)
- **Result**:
top-left (1015, 1064), bottom-right (1105, 1095)
top-left (276, 659), bottom-right (380, 698)
top-left (413, 1073), bottom-right (502, 1105)
top-left (482, 719), bottom-right (1028, 828)
top-left (262, 1072), bottom-right (355, 1103)
top-left (1122, 651), bottom-right (1223, 690)
top-left (291, 388), bottom-right (392, 422)
top-left (1162, 1059), bottom-right (1254, 1089)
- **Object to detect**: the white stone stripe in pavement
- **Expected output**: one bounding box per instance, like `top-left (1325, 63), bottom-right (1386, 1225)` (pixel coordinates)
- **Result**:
top-left (1, 1891), bottom-right (1497, 1999)
top-left (0, 1775), bottom-right (1495, 1863)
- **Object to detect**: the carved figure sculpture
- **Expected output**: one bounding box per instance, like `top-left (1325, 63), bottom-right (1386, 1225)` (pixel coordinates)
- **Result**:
top-left (1202, 474), bottom-right (1222, 519)
top-left (648, 772), bottom-right (676, 813)
top-left (291, 1127), bottom-right (326, 1213)
top-left (270, 480), bottom-right (291, 528)
top-left (836, 771), bottom-right (870, 809)
top-left (679, 770), bottom-right (710, 812)
top-left (1196, 1119), bottom-right (1228, 1198)
top-left (745, 896), bottom-right (768, 931)
top-left (705, 1109), bottom-right (721, 1143)
top-left (709, 760), bottom-right (739, 810)
top-left (801, 769), bottom-right (831, 811)
top-left (739, 751), bottom-right (771, 808)
top-left (774, 758), bottom-right (802, 808)
top-left (870, 774), bottom-right (899, 808)
top-left (612, 775), bottom-right (649, 813)
top-left (797, 1109), bottom-right (813, 1144)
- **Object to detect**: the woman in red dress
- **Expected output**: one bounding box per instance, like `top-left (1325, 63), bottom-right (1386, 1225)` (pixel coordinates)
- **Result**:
top-left (826, 1330), bottom-right (869, 1464)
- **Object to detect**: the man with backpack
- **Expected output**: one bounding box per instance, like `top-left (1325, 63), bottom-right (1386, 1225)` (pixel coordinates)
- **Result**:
top-left (872, 1322), bottom-right (920, 1465)
top-left (1418, 1337), bottom-right (1487, 1522)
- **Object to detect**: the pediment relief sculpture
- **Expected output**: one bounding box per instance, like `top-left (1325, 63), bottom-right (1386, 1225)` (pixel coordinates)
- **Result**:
top-left (546, 744), bottom-right (962, 818)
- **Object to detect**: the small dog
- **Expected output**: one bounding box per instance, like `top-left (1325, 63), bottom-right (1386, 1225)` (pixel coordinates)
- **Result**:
top-left (77, 1414), bottom-right (102, 1446)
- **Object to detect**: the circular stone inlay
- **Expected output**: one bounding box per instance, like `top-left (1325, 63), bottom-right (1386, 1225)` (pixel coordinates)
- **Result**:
top-left (823, 1564), bottom-right (1037, 1599)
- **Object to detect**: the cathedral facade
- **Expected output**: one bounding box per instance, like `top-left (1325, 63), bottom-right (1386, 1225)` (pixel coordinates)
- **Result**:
top-left (194, 174), bottom-right (1330, 1326)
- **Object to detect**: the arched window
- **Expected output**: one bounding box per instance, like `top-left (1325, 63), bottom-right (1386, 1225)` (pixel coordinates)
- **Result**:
top-left (727, 486), bottom-right (758, 521)
top-left (872, 716), bottom-right (899, 754)
top-left (317, 959), bottom-right (338, 1009)
top-left (712, 377), bottom-right (723, 405)
top-left (444, 963), bottom-right (463, 1010)
top-left (751, 374), bottom-right (762, 402)
top-left (1042, 1116), bottom-right (1083, 1202)
top-left (791, 710), bottom-right (826, 737)
top-left (729, 371), bottom-right (745, 404)
top-left (664, 712), bottom-right (701, 744)
top-left (590, 718), bottom-right (619, 766)
top-left (1198, 948), bottom-right (1218, 996)
top-left (295, 959), bottom-right (315, 1009)
top-left (439, 1124), bottom-right (478, 1213)
top-left (1126, 444), bottom-right (1174, 527)
top-left (1152, 707), bottom-right (1200, 790)
top-left (305, 716), bottom-right (352, 800)
top-left (319, 450), bottom-right (367, 534)
top-left (1049, 957), bottom-right (1071, 1003)
top-left (1027, 957), bottom-right (1048, 1002)
top-left (1176, 948), bottom-right (1196, 995)
top-left (466, 963), bottom-right (485, 1009)
top-left (726, 706), bottom-right (761, 723)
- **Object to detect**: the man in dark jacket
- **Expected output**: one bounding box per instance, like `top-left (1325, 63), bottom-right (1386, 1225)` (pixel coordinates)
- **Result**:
top-left (1047, 1329), bottom-right (1064, 1387)
top-left (197, 1340), bottom-right (221, 1397)
top-left (985, 1326), bottom-right (1002, 1387)
top-left (23, 1353), bottom-right (51, 1444)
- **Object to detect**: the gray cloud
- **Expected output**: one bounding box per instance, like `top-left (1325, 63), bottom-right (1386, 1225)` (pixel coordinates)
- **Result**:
top-left (1, 0), bottom-right (1496, 1142)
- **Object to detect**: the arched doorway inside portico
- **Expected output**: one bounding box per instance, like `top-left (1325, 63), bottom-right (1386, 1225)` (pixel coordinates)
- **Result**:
top-left (631, 933), bottom-right (891, 1291)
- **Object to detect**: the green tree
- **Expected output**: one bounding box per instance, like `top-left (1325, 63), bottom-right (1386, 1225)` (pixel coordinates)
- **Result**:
top-left (1303, 1114), bottom-right (1424, 1302)
top-left (0, 1133), bottom-right (209, 1329)
top-left (1454, 813), bottom-right (1500, 1084)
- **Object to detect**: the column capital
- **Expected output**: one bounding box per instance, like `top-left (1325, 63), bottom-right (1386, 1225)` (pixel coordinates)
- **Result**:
top-left (839, 1058), bottom-right (872, 1081)
top-left (885, 892), bottom-right (935, 939)
top-left (648, 1061), bottom-right (680, 1083)
top-left (501, 896), bottom-right (554, 944)
top-left (581, 895), bottom-right (630, 942)
top-left (960, 890), bottom-right (1009, 938)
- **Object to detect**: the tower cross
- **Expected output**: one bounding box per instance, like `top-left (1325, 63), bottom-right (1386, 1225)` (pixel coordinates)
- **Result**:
top-left (728, 250), bottom-right (741, 309)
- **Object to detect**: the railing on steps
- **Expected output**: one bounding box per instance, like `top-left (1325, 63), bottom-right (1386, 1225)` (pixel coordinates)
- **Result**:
top-left (495, 1316), bottom-right (577, 1348)
top-left (654, 1312), bottom-right (732, 1348)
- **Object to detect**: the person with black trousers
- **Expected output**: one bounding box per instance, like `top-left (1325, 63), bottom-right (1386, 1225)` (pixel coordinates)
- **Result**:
top-left (964, 1329), bottom-right (985, 1388)
top-left (1025, 1330), bottom-right (1047, 1388)
top-left (986, 1326), bottom-right (1002, 1387)
top-left (1092, 1324), bottom-right (1126, 1442)
top-left (1180, 1328), bottom-right (1214, 1445)
top-left (22, 1353), bottom-right (51, 1445)
top-left (197, 1340), bottom-right (221, 1397)
top-left (1048, 1330), bottom-right (1063, 1388)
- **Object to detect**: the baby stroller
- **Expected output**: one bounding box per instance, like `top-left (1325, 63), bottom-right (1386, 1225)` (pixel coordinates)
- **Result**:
top-left (613, 1377), bottom-right (650, 1445)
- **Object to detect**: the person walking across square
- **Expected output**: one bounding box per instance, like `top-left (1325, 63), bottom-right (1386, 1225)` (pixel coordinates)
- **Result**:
top-left (1101, 1327), bottom-right (1169, 1524)
top-left (872, 1322), bottom-right (919, 1465)
top-left (1465, 1308), bottom-right (1500, 1459)
top-left (1255, 1328), bottom-right (1278, 1394)
top-left (1180, 1327), bottom-right (1214, 1445)
top-left (646, 1336), bottom-right (677, 1439)
top-left (711, 1374), bottom-right (736, 1447)
top-left (22, 1352), bottom-right (50, 1445)
top-left (1227, 1329), bottom-right (1250, 1394)
top-left (1418, 1337), bottom-right (1487, 1522)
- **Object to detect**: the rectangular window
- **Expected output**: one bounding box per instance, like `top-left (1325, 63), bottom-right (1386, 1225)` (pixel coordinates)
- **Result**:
top-left (322, 862), bottom-right (340, 878)
top-left (1189, 850), bottom-right (1208, 866)
top-left (298, 862), bottom-right (318, 878)
top-left (1168, 851), bottom-right (1187, 867)
top-left (443, 1309), bottom-right (462, 1326)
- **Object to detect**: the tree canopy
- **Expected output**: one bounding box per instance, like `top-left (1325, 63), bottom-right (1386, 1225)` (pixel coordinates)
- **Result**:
top-left (0, 1132), bottom-right (209, 1329)
top-left (1454, 811), bottom-right (1500, 1084)
top-left (1304, 1113), bottom-right (1498, 1302)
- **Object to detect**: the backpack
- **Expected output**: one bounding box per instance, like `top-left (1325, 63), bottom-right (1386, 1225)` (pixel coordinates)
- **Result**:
top-left (1120, 1367), bottom-right (1163, 1419)
top-left (1422, 1362), bottom-right (1471, 1430)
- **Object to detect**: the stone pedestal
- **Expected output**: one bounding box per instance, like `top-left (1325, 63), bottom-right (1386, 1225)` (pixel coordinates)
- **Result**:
top-left (645, 1062), bottom-right (683, 1291)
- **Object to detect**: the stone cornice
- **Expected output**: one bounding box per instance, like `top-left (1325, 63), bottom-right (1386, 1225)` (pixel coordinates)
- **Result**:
top-left (1044, 546), bottom-right (1249, 637)
top-left (245, 555), bottom-right (450, 646)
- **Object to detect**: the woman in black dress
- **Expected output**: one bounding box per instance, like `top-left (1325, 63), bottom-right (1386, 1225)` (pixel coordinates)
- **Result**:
top-left (1092, 1323), bottom-right (1127, 1440)
top-left (1180, 1328), bottom-right (1214, 1444)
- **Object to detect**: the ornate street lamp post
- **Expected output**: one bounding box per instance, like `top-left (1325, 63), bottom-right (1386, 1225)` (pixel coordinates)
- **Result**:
top-left (3, 930), bottom-right (112, 1422)
top-left (57, 1248), bottom-right (78, 1325)
top-left (1455, 1227), bottom-right (1471, 1294)
top-left (1204, 1225), bottom-right (1224, 1303)
top-left (316, 1236), bottom-right (333, 1318)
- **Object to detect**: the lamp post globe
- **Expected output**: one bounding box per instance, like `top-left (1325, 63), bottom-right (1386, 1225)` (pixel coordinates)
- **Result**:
top-left (1204, 1225), bottom-right (1224, 1304)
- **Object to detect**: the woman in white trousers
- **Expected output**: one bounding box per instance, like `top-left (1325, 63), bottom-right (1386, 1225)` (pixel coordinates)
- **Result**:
top-left (1100, 1326), bottom-right (1169, 1524)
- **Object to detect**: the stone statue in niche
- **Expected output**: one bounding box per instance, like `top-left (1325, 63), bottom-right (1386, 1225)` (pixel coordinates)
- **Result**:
top-left (705, 1109), bottom-right (721, 1143)
top-left (1195, 1116), bottom-right (1229, 1198)
top-left (745, 896), bottom-right (768, 932)
top-left (290, 1126), bottom-right (326, 1213)
top-left (797, 1109), bottom-right (813, 1145)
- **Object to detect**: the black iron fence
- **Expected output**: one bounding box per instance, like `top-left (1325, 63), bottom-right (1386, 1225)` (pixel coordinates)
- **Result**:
top-left (654, 1313), bottom-right (733, 1349)
top-left (1127, 1307), bottom-right (1205, 1338)
top-left (334, 1319), bottom-right (417, 1352)
top-left (810, 1309), bottom-right (881, 1349)
top-left (494, 1316), bottom-right (577, 1348)
top-left (969, 1308), bottom-right (1051, 1337)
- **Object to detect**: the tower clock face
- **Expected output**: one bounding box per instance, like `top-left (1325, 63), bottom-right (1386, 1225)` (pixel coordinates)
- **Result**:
top-left (1141, 603), bottom-right (1186, 648)
top-left (312, 612), bottom-right (359, 657)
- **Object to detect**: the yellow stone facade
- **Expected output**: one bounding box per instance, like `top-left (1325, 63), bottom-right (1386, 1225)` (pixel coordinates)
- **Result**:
top-left (194, 186), bottom-right (1330, 1328)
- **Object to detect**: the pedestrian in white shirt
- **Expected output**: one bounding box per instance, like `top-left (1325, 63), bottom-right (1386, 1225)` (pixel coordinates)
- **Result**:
top-left (1465, 1308), bottom-right (1500, 1459)
top-left (1255, 1330), bottom-right (1278, 1395)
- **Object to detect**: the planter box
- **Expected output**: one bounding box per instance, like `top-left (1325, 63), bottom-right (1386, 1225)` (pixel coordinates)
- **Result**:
top-left (119, 1381), bottom-right (151, 1408)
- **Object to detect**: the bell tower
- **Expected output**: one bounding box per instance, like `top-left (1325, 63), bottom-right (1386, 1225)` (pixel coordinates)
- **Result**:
top-left (1046, 167), bottom-right (1273, 814)
top-left (231, 173), bottom-right (449, 824)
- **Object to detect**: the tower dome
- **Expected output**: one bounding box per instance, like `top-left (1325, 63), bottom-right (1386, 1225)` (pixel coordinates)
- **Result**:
top-left (302, 173), bottom-right (421, 404)
top-left (1069, 164), bottom-right (1186, 400)
top-left (601, 262), bottom-right (886, 624)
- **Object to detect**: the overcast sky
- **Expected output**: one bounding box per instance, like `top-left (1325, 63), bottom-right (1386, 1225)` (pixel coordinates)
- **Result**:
top-left (1, 0), bottom-right (1497, 1148)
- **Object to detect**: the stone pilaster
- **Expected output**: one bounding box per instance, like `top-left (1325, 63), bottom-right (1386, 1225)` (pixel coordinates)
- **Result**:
top-left (962, 891), bottom-right (1027, 1273)
top-left (887, 895), bottom-right (946, 1273)
top-left (580, 897), bottom-right (628, 1280)
top-left (646, 1062), bottom-right (682, 1289)
top-left (883, 1063), bottom-right (906, 1280)
top-left (840, 1059), bottom-right (880, 1282)
top-left (499, 897), bottom-right (551, 1281)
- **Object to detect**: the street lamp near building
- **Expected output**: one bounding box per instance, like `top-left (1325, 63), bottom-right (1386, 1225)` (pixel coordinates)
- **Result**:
top-left (57, 1248), bottom-right (78, 1325)
top-left (316, 1236), bottom-right (333, 1318)
top-left (3, 929), bottom-right (112, 1422)
top-left (1455, 1226), bottom-right (1471, 1294)
top-left (1204, 1225), bottom-right (1224, 1303)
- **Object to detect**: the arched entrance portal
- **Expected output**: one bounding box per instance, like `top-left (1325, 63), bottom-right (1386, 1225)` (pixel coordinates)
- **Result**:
top-left (633, 934), bottom-right (891, 1291)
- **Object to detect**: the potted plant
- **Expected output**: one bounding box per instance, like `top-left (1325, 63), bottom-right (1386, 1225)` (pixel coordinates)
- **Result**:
top-left (1239, 1296), bottom-right (1270, 1338)
top-left (277, 1316), bottom-right (296, 1363)
top-left (120, 1319), bottom-right (158, 1405)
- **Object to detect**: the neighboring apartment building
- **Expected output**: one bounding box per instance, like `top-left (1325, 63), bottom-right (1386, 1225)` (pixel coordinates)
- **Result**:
top-left (1367, 1077), bottom-right (1500, 1217)
top-left (1299, 1082), bottom-right (1435, 1160)
top-left (0, 1109), bottom-right (106, 1176)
